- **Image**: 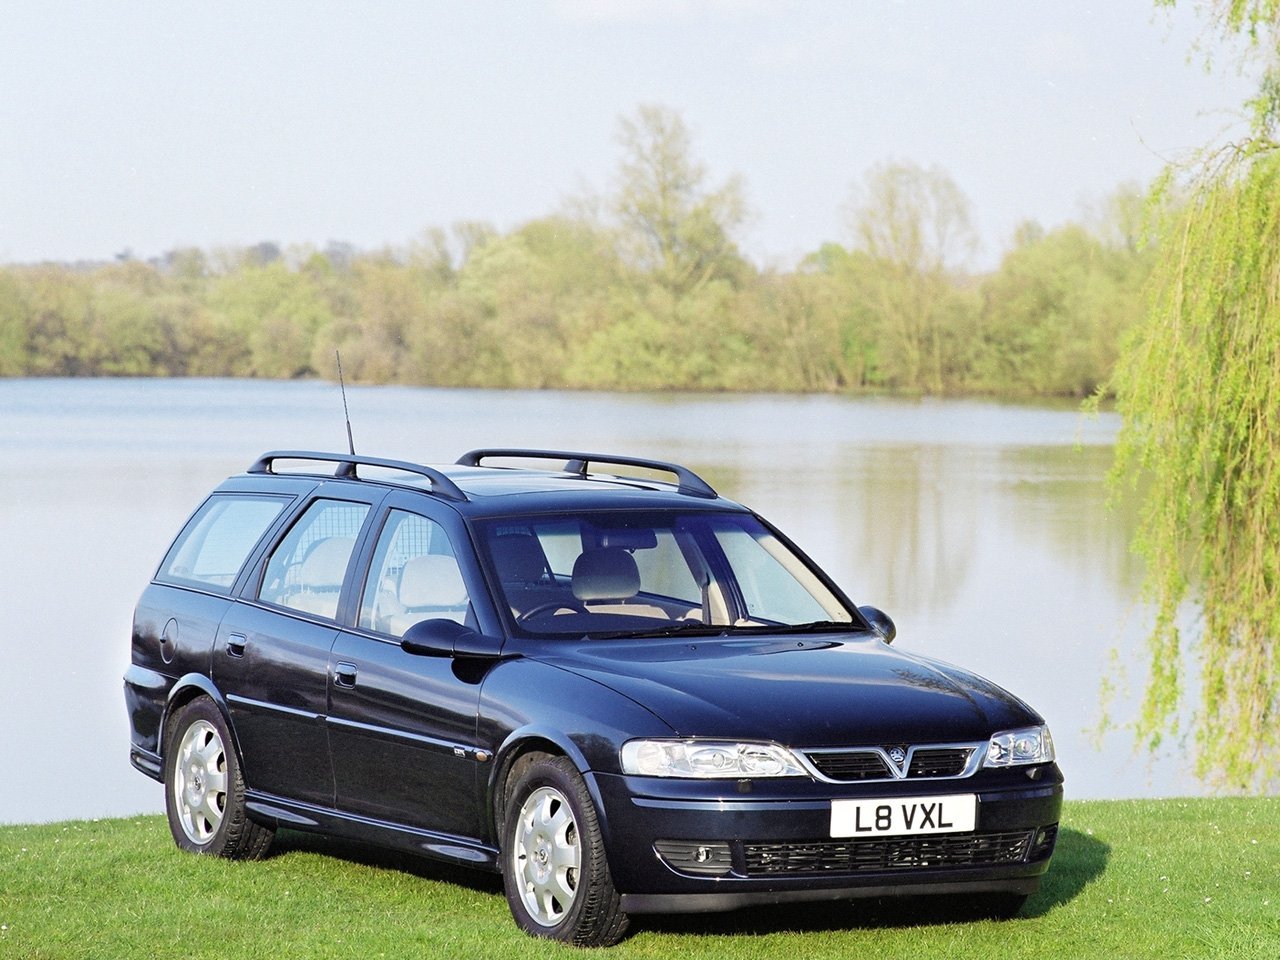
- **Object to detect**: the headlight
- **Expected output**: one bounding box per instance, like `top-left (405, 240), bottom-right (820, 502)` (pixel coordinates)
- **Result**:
top-left (983, 725), bottom-right (1055, 768)
top-left (621, 739), bottom-right (806, 778)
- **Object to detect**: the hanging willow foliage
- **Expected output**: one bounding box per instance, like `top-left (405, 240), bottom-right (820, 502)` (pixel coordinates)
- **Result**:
top-left (1111, 145), bottom-right (1280, 789)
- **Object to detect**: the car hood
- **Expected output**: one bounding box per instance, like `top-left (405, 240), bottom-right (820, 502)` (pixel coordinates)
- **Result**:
top-left (534, 634), bottom-right (1040, 747)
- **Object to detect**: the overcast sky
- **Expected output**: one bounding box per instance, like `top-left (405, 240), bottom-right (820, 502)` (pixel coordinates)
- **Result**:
top-left (1, 1), bottom-right (1259, 269)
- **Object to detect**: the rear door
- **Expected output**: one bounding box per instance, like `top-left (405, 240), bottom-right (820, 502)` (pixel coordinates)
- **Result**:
top-left (130, 490), bottom-right (294, 762)
top-left (214, 486), bottom-right (383, 806)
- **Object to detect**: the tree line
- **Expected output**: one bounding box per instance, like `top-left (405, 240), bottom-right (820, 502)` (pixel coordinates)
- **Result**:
top-left (0, 105), bottom-right (1152, 398)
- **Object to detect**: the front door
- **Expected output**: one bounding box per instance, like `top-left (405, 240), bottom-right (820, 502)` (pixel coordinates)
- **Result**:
top-left (327, 502), bottom-right (492, 839)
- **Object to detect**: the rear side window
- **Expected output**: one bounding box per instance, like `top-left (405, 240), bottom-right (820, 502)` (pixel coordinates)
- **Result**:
top-left (258, 499), bottom-right (371, 620)
top-left (157, 495), bottom-right (288, 592)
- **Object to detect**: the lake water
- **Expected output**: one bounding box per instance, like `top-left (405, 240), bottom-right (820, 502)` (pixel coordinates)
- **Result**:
top-left (0, 378), bottom-right (1206, 826)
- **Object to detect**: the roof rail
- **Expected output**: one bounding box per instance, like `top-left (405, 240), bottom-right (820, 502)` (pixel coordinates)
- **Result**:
top-left (249, 451), bottom-right (468, 502)
top-left (457, 448), bottom-right (718, 499)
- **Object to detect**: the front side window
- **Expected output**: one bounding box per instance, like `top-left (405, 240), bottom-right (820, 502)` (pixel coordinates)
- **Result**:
top-left (157, 495), bottom-right (288, 592)
top-left (478, 511), bottom-right (853, 639)
top-left (359, 510), bottom-right (471, 637)
top-left (258, 499), bottom-right (370, 620)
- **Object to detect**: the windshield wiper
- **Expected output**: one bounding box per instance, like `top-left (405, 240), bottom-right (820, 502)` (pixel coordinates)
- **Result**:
top-left (588, 619), bottom-right (860, 641)
top-left (725, 620), bottom-right (860, 635)
top-left (587, 621), bottom-right (731, 640)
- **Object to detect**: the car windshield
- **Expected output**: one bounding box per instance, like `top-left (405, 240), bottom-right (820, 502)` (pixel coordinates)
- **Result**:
top-left (477, 510), bottom-right (856, 639)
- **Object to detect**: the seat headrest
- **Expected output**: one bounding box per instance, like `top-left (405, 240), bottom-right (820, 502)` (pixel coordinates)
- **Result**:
top-left (490, 533), bottom-right (550, 584)
top-left (571, 548), bottom-right (640, 602)
top-left (298, 537), bottom-right (354, 589)
top-left (398, 555), bottom-right (468, 608)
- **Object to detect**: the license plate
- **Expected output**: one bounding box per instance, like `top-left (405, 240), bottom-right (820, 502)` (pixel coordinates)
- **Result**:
top-left (830, 794), bottom-right (977, 838)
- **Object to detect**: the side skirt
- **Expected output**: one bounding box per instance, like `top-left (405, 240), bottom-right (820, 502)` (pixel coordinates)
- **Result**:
top-left (245, 793), bottom-right (500, 872)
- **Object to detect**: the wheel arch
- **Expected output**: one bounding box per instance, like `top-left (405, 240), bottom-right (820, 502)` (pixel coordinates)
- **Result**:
top-left (161, 674), bottom-right (242, 767)
top-left (487, 729), bottom-right (596, 843)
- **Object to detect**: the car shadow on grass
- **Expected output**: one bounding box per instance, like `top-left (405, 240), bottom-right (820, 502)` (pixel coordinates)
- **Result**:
top-left (262, 826), bottom-right (1109, 940)
top-left (1023, 826), bottom-right (1110, 916)
top-left (266, 829), bottom-right (504, 897)
top-left (637, 827), bottom-right (1110, 938)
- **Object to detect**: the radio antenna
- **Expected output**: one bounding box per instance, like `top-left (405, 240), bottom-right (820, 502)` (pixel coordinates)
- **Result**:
top-left (336, 350), bottom-right (356, 455)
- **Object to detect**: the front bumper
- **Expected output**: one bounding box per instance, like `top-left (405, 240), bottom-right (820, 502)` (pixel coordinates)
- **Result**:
top-left (591, 765), bottom-right (1063, 914)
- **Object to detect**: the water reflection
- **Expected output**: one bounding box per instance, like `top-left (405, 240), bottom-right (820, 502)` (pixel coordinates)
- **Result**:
top-left (835, 445), bottom-right (979, 619)
top-left (0, 379), bottom-right (1200, 825)
top-left (1001, 444), bottom-right (1144, 596)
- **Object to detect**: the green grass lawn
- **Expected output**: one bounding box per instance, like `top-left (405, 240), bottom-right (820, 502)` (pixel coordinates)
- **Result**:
top-left (1, 798), bottom-right (1275, 959)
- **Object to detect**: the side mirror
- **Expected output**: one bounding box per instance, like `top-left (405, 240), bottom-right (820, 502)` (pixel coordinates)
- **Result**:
top-left (401, 619), bottom-right (505, 659)
top-left (857, 605), bottom-right (897, 644)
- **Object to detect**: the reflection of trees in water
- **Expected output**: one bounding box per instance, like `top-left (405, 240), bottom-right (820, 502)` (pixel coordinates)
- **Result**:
top-left (712, 440), bottom-right (1140, 628)
top-left (723, 445), bottom-right (977, 618)
top-left (837, 446), bottom-right (977, 618)
top-left (998, 445), bottom-right (1143, 596)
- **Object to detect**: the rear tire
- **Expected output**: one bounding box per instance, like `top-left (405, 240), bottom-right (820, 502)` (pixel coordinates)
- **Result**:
top-left (501, 754), bottom-right (629, 946)
top-left (163, 696), bottom-right (273, 859)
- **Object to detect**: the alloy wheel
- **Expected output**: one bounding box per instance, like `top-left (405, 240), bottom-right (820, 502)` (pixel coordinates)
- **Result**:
top-left (172, 718), bottom-right (228, 845)
top-left (512, 784), bottom-right (581, 926)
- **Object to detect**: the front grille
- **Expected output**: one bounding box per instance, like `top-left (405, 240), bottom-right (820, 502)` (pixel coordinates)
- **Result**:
top-left (803, 746), bottom-right (977, 782)
top-left (908, 748), bottom-right (973, 778)
top-left (743, 830), bottom-right (1035, 877)
top-left (807, 752), bottom-right (892, 781)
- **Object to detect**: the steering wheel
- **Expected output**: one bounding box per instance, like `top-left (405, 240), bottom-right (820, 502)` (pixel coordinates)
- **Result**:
top-left (517, 600), bottom-right (589, 623)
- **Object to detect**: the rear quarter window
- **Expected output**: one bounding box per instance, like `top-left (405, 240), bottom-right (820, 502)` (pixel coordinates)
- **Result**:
top-left (157, 494), bottom-right (289, 593)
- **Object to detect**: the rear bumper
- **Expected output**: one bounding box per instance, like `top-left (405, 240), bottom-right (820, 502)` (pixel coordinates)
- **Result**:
top-left (130, 745), bottom-right (165, 782)
top-left (592, 767), bottom-right (1063, 914)
top-left (124, 664), bottom-right (170, 782)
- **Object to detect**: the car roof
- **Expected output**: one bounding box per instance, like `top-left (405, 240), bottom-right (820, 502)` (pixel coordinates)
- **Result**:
top-left (231, 449), bottom-right (749, 518)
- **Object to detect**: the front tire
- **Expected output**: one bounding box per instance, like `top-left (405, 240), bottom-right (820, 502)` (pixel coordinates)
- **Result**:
top-left (163, 696), bottom-right (273, 859)
top-left (501, 754), bottom-right (629, 946)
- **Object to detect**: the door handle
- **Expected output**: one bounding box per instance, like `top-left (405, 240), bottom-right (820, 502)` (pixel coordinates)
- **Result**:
top-left (334, 662), bottom-right (358, 689)
top-left (227, 634), bottom-right (247, 658)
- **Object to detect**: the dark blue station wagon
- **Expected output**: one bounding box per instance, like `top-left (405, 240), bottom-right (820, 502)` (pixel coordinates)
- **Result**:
top-left (125, 449), bottom-right (1063, 946)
